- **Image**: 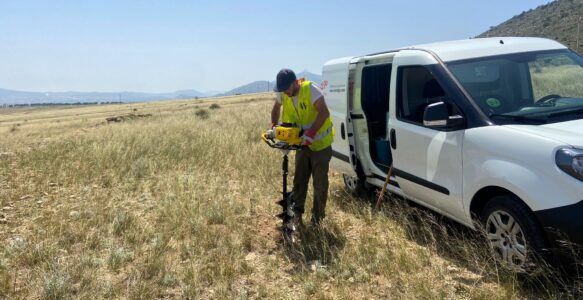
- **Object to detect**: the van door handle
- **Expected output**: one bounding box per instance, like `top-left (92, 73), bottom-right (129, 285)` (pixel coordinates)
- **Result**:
top-left (341, 123), bottom-right (346, 139)
top-left (390, 129), bottom-right (396, 149)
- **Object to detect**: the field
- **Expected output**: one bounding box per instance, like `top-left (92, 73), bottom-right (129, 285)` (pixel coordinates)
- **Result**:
top-left (0, 94), bottom-right (579, 299)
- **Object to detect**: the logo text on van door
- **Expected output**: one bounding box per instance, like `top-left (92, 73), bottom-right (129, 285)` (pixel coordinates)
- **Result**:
top-left (329, 84), bottom-right (346, 93)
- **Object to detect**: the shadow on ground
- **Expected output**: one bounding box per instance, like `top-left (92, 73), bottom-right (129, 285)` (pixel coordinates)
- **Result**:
top-left (278, 221), bottom-right (347, 273)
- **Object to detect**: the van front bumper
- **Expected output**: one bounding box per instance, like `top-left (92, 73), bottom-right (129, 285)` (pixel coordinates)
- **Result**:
top-left (535, 200), bottom-right (583, 247)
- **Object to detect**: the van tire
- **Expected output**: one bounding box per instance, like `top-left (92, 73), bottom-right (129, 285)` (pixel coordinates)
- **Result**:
top-left (481, 195), bottom-right (549, 271)
top-left (342, 173), bottom-right (366, 196)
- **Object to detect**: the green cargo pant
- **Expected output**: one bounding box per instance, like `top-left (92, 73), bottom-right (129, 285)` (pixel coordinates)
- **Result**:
top-left (292, 145), bottom-right (332, 221)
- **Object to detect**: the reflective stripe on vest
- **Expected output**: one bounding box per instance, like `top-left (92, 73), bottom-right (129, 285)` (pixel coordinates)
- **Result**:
top-left (281, 80), bottom-right (334, 151)
top-left (313, 125), bottom-right (332, 142)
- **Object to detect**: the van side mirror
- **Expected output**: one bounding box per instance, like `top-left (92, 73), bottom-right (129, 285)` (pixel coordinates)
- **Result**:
top-left (423, 101), bottom-right (464, 129)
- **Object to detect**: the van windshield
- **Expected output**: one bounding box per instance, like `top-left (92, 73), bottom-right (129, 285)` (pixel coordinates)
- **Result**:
top-left (447, 49), bottom-right (583, 125)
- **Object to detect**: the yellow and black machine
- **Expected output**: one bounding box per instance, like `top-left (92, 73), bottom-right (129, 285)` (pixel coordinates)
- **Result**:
top-left (261, 123), bottom-right (303, 242)
top-left (262, 124), bottom-right (302, 147)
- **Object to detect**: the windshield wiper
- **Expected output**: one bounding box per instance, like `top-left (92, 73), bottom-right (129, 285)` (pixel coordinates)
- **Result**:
top-left (488, 113), bottom-right (547, 124)
top-left (547, 108), bottom-right (583, 119)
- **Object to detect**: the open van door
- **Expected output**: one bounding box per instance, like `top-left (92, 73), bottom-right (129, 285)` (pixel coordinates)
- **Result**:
top-left (322, 57), bottom-right (357, 177)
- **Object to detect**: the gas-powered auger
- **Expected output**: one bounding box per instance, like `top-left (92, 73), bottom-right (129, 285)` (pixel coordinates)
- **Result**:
top-left (261, 123), bottom-right (303, 242)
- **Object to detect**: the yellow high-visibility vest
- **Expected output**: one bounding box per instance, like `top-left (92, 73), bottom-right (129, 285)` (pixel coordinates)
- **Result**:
top-left (281, 80), bottom-right (334, 151)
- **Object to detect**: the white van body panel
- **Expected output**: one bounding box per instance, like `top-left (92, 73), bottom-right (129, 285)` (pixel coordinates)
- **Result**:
top-left (409, 37), bottom-right (566, 62)
top-left (506, 119), bottom-right (583, 148)
top-left (322, 57), bottom-right (355, 175)
top-left (463, 124), bottom-right (583, 223)
top-left (391, 50), bottom-right (439, 66)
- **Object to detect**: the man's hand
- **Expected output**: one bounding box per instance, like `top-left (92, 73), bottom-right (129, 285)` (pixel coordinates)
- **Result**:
top-left (266, 122), bottom-right (277, 140)
top-left (301, 129), bottom-right (316, 146)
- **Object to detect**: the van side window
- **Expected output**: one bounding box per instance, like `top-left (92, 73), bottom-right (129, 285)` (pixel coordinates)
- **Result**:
top-left (397, 66), bottom-right (456, 125)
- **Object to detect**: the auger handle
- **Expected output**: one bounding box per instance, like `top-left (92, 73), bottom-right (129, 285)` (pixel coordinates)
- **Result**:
top-left (261, 132), bottom-right (302, 150)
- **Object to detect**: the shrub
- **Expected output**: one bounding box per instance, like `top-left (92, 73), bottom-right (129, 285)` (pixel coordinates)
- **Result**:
top-left (195, 109), bottom-right (210, 119)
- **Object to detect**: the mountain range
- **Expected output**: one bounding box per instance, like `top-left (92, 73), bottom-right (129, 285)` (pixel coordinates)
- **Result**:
top-left (0, 71), bottom-right (322, 105)
top-left (0, 88), bottom-right (215, 105)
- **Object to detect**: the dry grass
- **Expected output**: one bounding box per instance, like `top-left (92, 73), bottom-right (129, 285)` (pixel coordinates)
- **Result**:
top-left (0, 93), bottom-right (580, 299)
top-left (531, 64), bottom-right (583, 100)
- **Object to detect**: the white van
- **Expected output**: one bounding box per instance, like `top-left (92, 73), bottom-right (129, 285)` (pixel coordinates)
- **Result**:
top-left (322, 37), bottom-right (583, 269)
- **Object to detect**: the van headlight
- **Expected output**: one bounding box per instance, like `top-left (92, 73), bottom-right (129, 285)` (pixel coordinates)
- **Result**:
top-left (556, 148), bottom-right (583, 181)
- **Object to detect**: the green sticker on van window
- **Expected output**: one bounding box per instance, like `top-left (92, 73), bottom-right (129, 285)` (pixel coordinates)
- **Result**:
top-left (486, 98), bottom-right (501, 108)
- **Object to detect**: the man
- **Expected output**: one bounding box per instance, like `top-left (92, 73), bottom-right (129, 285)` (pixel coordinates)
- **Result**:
top-left (271, 68), bottom-right (334, 226)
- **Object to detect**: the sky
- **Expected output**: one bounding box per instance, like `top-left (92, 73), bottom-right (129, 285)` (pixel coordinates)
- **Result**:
top-left (0, 0), bottom-right (552, 93)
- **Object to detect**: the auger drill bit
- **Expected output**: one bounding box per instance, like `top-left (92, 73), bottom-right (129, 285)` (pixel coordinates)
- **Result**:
top-left (278, 154), bottom-right (296, 242)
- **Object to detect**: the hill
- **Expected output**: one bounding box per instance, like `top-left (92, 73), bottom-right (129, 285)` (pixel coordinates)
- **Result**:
top-left (479, 0), bottom-right (583, 50)
top-left (0, 88), bottom-right (212, 106)
top-left (217, 80), bottom-right (274, 96)
top-left (218, 71), bottom-right (322, 96)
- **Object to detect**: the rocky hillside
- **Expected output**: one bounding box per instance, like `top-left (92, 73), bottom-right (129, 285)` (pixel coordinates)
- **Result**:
top-left (479, 0), bottom-right (583, 51)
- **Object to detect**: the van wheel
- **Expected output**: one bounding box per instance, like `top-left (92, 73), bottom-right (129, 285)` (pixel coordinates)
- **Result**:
top-left (342, 174), bottom-right (365, 196)
top-left (481, 195), bottom-right (548, 271)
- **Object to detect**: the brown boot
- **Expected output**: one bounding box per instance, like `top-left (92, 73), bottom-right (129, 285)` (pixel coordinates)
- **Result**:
top-left (292, 213), bottom-right (304, 230)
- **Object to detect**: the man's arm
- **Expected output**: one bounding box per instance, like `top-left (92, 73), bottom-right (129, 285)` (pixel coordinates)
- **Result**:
top-left (309, 96), bottom-right (330, 133)
top-left (271, 101), bottom-right (282, 126)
